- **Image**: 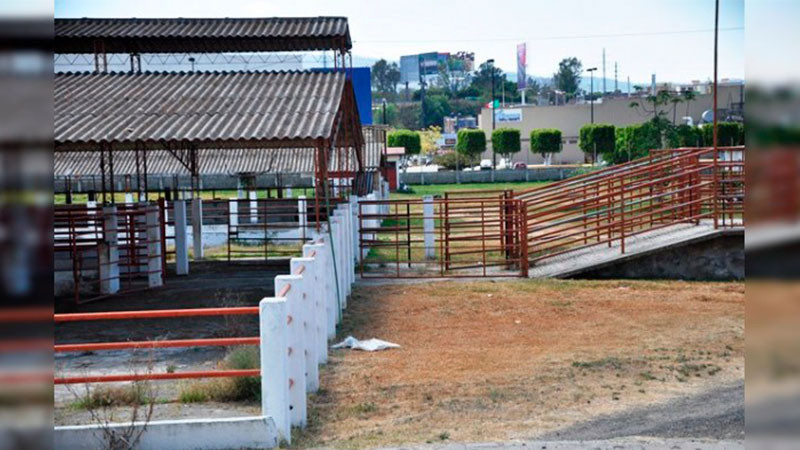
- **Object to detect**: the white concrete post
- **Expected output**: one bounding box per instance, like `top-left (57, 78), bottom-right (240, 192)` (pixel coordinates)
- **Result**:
top-left (274, 275), bottom-right (306, 428)
top-left (99, 206), bottom-right (119, 294)
top-left (303, 244), bottom-right (329, 363)
top-left (332, 211), bottom-right (348, 308)
top-left (423, 195), bottom-right (435, 260)
top-left (290, 257), bottom-right (319, 393)
top-left (191, 198), bottom-right (203, 260)
top-left (297, 196), bottom-right (307, 240)
top-left (87, 200), bottom-right (97, 228)
top-left (344, 202), bottom-right (354, 292)
top-left (229, 198), bottom-right (239, 227)
top-left (335, 212), bottom-right (347, 312)
top-left (146, 205), bottom-right (163, 288)
top-left (317, 237), bottom-right (337, 337)
top-left (249, 191), bottom-right (258, 224)
top-left (259, 297), bottom-right (290, 444)
top-left (173, 200), bottom-right (189, 275)
top-left (350, 196), bottom-right (359, 269)
top-left (124, 192), bottom-right (134, 204)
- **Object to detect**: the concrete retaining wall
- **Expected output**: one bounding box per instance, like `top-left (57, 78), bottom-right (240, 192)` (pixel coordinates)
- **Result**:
top-left (573, 230), bottom-right (744, 281)
top-left (399, 167), bottom-right (583, 185)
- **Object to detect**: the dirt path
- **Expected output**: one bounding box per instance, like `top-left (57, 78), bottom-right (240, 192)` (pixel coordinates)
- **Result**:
top-left (537, 381), bottom-right (743, 440)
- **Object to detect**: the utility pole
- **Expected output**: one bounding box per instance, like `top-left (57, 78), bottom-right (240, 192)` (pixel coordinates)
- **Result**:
top-left (614, 62), bottom-right (618, 92)
top-left (419, 57), bottom-right (426, 129)
top-left (382, 98), bottom-right (387, 125)
top-left (627, 76), bottom-right (631, 97)
top-left (602, 48), bottom-right (606, 94)
top-left (587, 67), bottom-right (597, 123)
top-left (488, 59), bottom-right (497, 169)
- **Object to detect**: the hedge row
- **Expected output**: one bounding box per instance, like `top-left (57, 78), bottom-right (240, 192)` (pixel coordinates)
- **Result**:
top-left (387, 129), bottom-right (421, 155)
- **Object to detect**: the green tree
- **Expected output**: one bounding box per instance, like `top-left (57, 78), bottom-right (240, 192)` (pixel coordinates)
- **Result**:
top-left (552, 57), bottom-right (582, 99)
top-left (456, 129), bottom-right (486, 158)
top-left (471, 61), bottom-right (505, 103)
top-left (371, 59), bottom-right (401, 94)
top-left (666, 124), bottom-right (703, 148)
top-left (530, 128), bottom-right (562, 164)
top-left (491, 128), bottom-right (521, 158)
top-left (579, 124), bottom-right (616, 163)
top-left (388, 129), bottom-right (421, 155)
top-left (701, 122), bottom-right (744, 146)
top-left (613, 119), bottom-right (668, 164)
top-left (421, 95), bottom-right (451, 128)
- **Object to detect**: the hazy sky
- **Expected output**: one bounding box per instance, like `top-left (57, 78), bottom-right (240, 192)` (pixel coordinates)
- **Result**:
top-left (55, 0), bottom-right (745, 84)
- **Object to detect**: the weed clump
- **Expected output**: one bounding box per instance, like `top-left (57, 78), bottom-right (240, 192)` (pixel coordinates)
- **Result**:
top-left (178, 346), bottom-right (261, 403)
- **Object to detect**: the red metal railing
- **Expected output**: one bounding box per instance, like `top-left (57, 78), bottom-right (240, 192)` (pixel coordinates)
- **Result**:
top-left (54, 260), bottom-right (310, 385)
top-left (54, 306), bottom-right (261, 384)
top-left (517, 146), bottom-right (744, 263)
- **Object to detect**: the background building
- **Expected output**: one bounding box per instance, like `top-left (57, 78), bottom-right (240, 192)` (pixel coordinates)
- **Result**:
top-left (399, 51), bottom-right (474, 88)
top-left (478, 81), bottom-right (743, 165)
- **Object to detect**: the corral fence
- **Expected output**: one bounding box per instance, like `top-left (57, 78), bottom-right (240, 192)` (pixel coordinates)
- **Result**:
top-left (357, 192), bottom-right (529, 278)
top-left (516, 146), bottom-right (745, 262)
top-left (51, 198), bottom-right (361, 446)
top-left (54, 201), bottom-right (164, 304)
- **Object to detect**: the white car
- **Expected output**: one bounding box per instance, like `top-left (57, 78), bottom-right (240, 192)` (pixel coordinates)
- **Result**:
top-left (479, 159), bottom-right (493, 170)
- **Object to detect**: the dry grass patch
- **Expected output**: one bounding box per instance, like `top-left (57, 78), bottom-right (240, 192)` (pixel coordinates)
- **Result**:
top-left (295, 278), bottom-right (744, 448)
top-left (178, 346), bottom-right (261, 404)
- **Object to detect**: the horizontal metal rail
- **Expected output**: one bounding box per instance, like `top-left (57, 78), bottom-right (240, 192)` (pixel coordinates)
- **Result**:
top-left (54, 306), bottom-right (259, 322)
top-left (54, 337), bottom-right (260, 353)
top-left (55, 369), bottom-right (261, 385)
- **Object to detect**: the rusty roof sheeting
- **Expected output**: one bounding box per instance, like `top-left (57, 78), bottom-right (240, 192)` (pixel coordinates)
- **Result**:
top-left (55, 17), bottom-right (351, 53)
top-left (55, 70), bottom-right (346, 150)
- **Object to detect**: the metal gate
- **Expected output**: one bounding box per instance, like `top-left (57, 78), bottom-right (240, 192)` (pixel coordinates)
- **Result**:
top-left (357, 193), bottom-right (528, 278)
top-left (54, 201), bottom-right (165, 304)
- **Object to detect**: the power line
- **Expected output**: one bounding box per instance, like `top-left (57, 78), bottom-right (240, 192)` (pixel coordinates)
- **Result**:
top-left (354, 27), bottom-right (743, 44)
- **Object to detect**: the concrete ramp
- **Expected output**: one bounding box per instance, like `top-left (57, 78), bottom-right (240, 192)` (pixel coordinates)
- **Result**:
top-left (528, 222), bottom-right (744, 280)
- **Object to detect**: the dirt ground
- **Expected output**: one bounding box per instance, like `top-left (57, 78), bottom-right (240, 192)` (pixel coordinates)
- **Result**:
top-left (54, 277), bottom-right (744, 448)
top-left (293, 279), bottom-right (744, 448)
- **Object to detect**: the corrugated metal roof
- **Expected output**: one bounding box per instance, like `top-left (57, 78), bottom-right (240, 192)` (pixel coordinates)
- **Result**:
top-left (55, 70), bottom-right (346, 150)
top-left (55, 17), bottom-right (351, 53)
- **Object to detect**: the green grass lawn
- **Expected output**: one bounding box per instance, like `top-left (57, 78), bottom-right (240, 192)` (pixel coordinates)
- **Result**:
top-left (55, 182), bottom-right (551, 205)
top-left (391, 181), bottom-right (551, 200)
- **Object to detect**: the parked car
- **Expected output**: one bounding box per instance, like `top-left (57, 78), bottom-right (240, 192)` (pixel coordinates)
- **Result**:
top-left (513, 162), bottom-right (527, 170)
top-left (479, 159), bottom-right (493, 170)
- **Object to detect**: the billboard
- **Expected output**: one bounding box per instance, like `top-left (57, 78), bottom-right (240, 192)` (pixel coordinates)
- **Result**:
top-left (496, 108), bottom-right (522, 123)
top-left (517, 43), bottom-right (527, 90)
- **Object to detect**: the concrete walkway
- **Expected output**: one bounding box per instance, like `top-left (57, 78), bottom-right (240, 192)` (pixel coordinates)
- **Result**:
top-left (528, 221), bottom-right (742, 278)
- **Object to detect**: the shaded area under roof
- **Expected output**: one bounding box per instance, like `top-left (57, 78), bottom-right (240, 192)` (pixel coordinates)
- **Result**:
top-left (54, 17), bottom-right (351, 54)
top-left (54, 127), bottom-right (385, 177)
top-left (55, 70), bottom-right (352, 151)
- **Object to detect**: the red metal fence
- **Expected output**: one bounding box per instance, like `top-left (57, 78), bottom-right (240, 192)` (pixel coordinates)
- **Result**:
top-left (54, 202), bottom-right (164, 304)
top-left (516, 146), bottom-right (744, 263)
top-left (358, 195), bottom-right (528, 278)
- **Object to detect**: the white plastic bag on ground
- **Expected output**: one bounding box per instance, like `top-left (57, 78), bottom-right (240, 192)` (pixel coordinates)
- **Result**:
top-left (332, 336), bottom-right (400, 352)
